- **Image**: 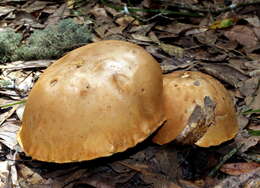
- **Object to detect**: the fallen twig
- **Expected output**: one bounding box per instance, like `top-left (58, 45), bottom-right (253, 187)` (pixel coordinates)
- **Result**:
top-left (209, 144), bottom-right (244, 177)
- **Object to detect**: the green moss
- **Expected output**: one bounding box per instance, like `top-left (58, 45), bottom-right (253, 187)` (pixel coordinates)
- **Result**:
top-left (15, 19), bottom-right (91, 61)
top-left (0, 29), bottom-right (22, 63)
top-left (0, 19), bottom-right (91, 63)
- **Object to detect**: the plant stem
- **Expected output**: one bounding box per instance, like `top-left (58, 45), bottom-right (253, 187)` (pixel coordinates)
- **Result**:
top-left (0, 100), bottom-right (26, 109)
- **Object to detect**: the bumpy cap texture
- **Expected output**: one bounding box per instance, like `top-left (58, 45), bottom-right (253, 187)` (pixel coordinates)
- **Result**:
top-left (18, 40), bottom-right (165, 163)
top-left (152, 71), bottom-right (239, 147)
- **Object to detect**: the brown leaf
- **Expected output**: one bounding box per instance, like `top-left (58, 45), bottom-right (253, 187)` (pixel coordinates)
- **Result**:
top-left (249, 87), bottom-right (260, 110)
top-left (155, 23), bottom-right (195, 35)
top-left (159, 43), bottom-right (184, 58)
top-left (215, 167), bottom-right (260, 187)
top-left (224, 25), bottom-right (259, 50)
top-left (18, 164), bottom-right (46, 185)
top-left (21, 1), bottom-right (48, 13)
top-left (195, 30), bottom-right (217, 45)
top-left (45, 3), bottom-right (70, 26)
top-left (199, 63), bottom-right (249, 88)
top-left (238, 77), bottom-right (259, 97)
top-left (115, 15), bottom-right (139, 27)
top-left (253, 27), bottom-right (260, 40)
top-left (220, 162), bottom-right (260, 176)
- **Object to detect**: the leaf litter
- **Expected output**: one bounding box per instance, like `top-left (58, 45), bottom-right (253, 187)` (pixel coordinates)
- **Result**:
top-left (0, 0), bottom-right (260, 187)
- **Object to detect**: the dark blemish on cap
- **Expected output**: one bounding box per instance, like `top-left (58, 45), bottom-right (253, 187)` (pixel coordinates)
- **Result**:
top-left (50, 79), bottom-right (58, 86)
top-left (193, 80), bottom-right (200, 86)
top-left (80, 90), bottom-right (88, 97)
top-left (76, 64), bottom-right (82, 68)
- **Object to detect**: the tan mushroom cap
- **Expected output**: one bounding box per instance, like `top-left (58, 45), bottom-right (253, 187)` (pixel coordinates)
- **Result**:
top-left (152, 71), bottom-right (239, 147)
top-left (17, 40), bottom-right (165, 163)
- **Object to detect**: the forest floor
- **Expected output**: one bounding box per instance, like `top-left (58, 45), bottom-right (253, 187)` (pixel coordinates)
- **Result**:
top-left (0, 0), bottom-right (260, 187)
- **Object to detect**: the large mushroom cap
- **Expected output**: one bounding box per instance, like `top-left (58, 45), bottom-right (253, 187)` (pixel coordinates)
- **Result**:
top-left (152, 71), bottom-right (239, 147)
top-left (18, 40), bottom-right (165, 163)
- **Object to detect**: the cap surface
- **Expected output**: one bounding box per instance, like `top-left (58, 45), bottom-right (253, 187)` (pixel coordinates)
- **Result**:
top-left (152, 71), bottom-right (239, 147)
top-left (18, 40), bottom-right (165, 163)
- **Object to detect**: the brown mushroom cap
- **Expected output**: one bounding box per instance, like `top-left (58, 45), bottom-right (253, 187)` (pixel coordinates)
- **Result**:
top-left (17, 40), bottom-right (165, 163)
top-left (152, 71), bottom-right (239, 147)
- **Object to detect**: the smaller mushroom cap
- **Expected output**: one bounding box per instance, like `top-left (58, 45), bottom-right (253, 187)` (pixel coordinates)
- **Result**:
top-left (152, 71), bottom-right (239, 147)
top-left (18, 40), bottom-right (165, 163)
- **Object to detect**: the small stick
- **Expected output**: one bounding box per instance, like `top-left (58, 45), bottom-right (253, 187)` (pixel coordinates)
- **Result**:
top-left (208, 144), bottom-right (243, 177)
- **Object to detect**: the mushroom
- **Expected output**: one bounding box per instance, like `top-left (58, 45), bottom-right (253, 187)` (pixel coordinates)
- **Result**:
top-left (17, 40), bottom-right (165, 163)
top-left (152, 71), bottom-right (239, 147)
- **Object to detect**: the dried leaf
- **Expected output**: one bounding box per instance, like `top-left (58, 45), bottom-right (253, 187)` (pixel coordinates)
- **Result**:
top-left (155, 23), bottom-right (194, 35)
top-left (0, 120), bottom-right (20, 150)
top-left (224, 25), bottom-right (258, 50)
top-left (21, 1), bottom-right (48, 13)
top-left (249, 88), bottom-right (260, 110)
top-left (185, 27), bottom-right (208, 36)
top-left (45, 3), bottom-right (70, 26)
top-left (244, 16), bottom-right (260, 27)
top-left (199, 63), bottom-right (248, 88)
top-left (115, 15), bottom-right (139, 27)
top-left (220, 162), bottom-right (260, 175)
top-left (131, 34), bottom-right (152, 42)
top-left (0, 6), bottom-right (15, 17)
top-left (18, 164), bottom-right (46, 185)
top-left (16, 104), bottom-right (25, 121)
top-left (0, 104), bottom-right (19, 126)
top-left (0, 153), bottom-right (19, 188)
top-left (214, 167), bottom-right (260, 188)
top-left (159, 43), bottom-right (184, 58)
top-left (195, 30), bottom-right (217, 45)
top-left (235, 130), bottom-right (260, 153)
top-left (0, 60), bottom-right (53, 71)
